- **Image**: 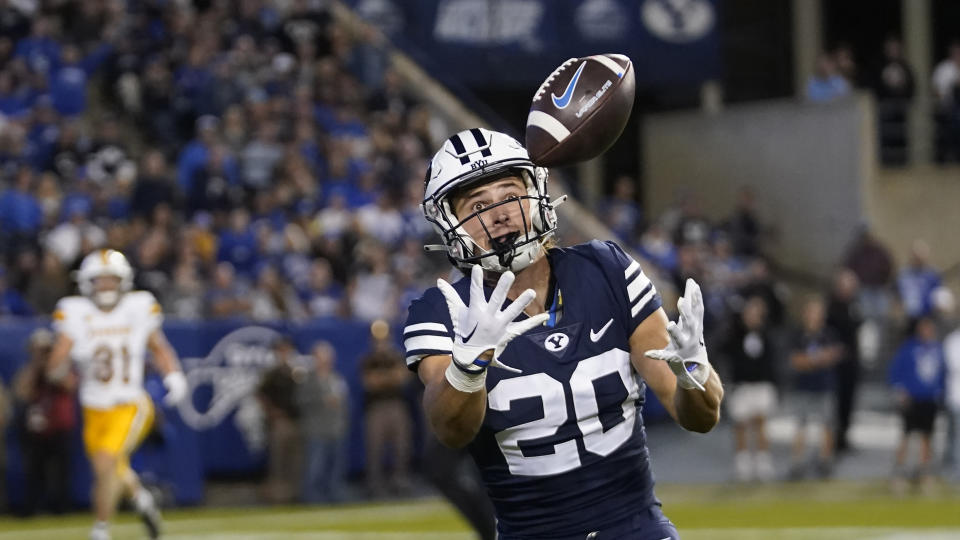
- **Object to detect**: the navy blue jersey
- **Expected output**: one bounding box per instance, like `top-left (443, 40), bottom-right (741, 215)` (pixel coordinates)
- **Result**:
top-left (404, 241), bottom-right (664, 539)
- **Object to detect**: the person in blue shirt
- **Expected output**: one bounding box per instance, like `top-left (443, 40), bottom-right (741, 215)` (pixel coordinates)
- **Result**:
top-left (49, 42), bottom-right (113, 117)
top-left (896, 239), bottom-right (942, 321)
top-left (889, 315), bottom-right (945, 492)
top-left (0, 265), bottom-right (34, 317)
top-left (404, 129), bottom-right (723, 539)
top-left (806, 53), bottom-right (851, 103)
top-left (0, 165), bottom-right (43, 247)
top-left (14, 17), bottom-right (60, 76)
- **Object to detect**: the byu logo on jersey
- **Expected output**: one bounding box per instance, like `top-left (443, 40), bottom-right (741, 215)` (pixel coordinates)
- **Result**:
top-left (544, 332), bottom-right (570, 352)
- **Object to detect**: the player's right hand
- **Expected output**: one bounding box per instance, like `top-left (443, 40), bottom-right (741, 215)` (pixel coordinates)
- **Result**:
top-left (438, 265), bottom-right (548, 378)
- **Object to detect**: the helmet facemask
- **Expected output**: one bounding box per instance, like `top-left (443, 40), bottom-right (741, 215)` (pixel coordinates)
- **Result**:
top-left (424, 167), bottom-right (559, 273)
top-left (77, 249), bottom-right (134, 309)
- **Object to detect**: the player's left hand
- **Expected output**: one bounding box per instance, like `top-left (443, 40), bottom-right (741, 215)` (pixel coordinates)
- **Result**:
top-left (645, 278), bottom-right (713, 392)
top-left (162, 371), bottom-right (188, 406)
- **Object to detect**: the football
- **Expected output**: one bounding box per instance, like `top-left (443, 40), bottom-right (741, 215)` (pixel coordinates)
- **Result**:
top-left (525, 53), bottom-right (636, 167)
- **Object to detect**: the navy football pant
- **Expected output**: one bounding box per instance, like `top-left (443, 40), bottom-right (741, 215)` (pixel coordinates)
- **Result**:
top-left (497, 505), bottom-right (680, 540)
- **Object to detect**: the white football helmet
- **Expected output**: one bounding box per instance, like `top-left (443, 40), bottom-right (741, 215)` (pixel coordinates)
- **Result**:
top-left (422, 128), bottom-right (563, 273)
top-left (77, 249), bottom-right (134, 308)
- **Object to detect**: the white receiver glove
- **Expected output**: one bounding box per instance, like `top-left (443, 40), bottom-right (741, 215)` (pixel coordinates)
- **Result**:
top-left (437, 265), bottom-right (549, 392)
top-left (644, 278), bottom-right (713, 392)
top-left (162, 371), bottom-right (188, 406)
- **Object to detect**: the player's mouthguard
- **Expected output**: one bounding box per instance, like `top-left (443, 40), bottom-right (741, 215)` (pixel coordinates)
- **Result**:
top-left (491, 231), bottom-right (521, 252)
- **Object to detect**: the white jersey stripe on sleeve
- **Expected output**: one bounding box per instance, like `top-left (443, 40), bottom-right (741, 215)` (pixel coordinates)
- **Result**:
top-left (624, 260), bottom-right (640, 280)
top-left (404, 335), bottom-right (453, 353)
top-left (404, 322), bottom-right (448, 335)
top-left (627, 271), bottom-right (651, 303)
top-left (631, 285), bottom-right (658, 318)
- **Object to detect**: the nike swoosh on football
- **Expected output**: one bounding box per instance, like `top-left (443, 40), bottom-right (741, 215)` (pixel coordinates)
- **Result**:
top-left (551, 61), bottom-right (587, 109)
top-left (589, 318), bottom-right (614, 342)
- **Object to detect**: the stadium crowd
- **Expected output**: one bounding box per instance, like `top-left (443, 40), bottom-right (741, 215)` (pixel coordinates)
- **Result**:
top-left (0, 0), bottom-right (958, 514)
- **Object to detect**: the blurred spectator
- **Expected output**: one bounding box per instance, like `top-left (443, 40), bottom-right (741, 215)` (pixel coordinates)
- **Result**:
top-left (720, 296), bottom-right (778, 482)
top-left (944, 314), bottom-right (960, 480)
top-left (24, 251), bottom-right (70, 315)
top-left (240, 121), bottom-right (283, 193)
top-left (739, 257), bottom-right (787, 329)
top-left (217, 208), bottom-right (259, 279)
top-left (43, 199), bottom-right (105, 266)
top-left (889, 316), bottom-right (945, 493)
top-left (164, 259), bottom-right (205, 320)
top-left (13, 329), bottom-right (76, 515)
top-left (833, 44), bottom-right (858, 86)
top-left (702, 234), bottom-right (748, 324)
top-left (249, 264), bottom-right (305, 321)
top-left (361, 320), bottom-right (412, 498)
top-left (672, 197), bottom-right (711, 248)
top-left (826, 269), bottom-right (863, 455)
top-left (0, 165), bottom-right (43, 252)
top-left (896, 239), bottom-right (941, 322)
top-left (843, 227), bottom-right (894, 321)
top-left (0, 266), bottom-right (33, 317)
top-left (636, 221), bottom-right (677, 273)
top-left (177, 115), bottom-right (221, 194)
top-left (788, 296), bottom-right (843, 479)
top-left (872, 37), bottom-right (914, 166)
top-left (723, 186), bottom-right (763, 257)
top-left (49, 42), bottom-right (113, 117)
top-left (188, 143), bottom-right (241, 217)
top-left (301, 258), bottom-right (346, 318)
top-left (806, 53), bottom-right (851, 103)
top-left (130, 150), bottom-right (180, 220)
top-left (599, 175), bottom-right (643, 242)
top-left (349, 242), bottom-right (397, 322)
top-left (297, 341), bottom-right (349, 503)
top-left (257, 336), bottom-right (303, 504)
top-left (206, 261), bottom-right (251, 319)
top-left (932, 42), bottom-right (960, 162)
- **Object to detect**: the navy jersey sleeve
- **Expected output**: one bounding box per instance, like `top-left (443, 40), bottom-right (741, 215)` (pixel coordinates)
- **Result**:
top-left (402, 287), bottom-right (454, 371)
top-left (588, 240), bottom-right (662, 335)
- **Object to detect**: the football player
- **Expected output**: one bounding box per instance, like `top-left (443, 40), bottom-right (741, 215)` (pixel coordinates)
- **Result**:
top-left (405, 129), bottom-right (724, 539)
top-left (46, 249), bottom-right (187, 540)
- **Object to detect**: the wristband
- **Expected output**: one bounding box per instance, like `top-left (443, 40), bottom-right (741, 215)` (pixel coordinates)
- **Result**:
top-left (445, 360), bottom-right (487, 393)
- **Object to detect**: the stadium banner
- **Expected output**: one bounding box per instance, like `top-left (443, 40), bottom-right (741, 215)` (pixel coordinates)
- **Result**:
top-left (1, 316), bottom-right (663, 507)
top-left (1, 318), bottom-right (396, 508)
top-left (348, 0), bottom-right (721, 86)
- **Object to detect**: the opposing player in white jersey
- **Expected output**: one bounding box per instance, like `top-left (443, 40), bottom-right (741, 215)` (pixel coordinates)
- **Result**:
top-left (46, 249), bottom-right (188, 540)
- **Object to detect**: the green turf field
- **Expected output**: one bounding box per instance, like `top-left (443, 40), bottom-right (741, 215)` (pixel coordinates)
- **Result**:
top-left (1, 480), bottom-right (958, 539)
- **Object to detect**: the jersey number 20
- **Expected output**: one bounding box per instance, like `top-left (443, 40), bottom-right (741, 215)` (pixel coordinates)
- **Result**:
top-left (487, 349), bottom-right (640, 476)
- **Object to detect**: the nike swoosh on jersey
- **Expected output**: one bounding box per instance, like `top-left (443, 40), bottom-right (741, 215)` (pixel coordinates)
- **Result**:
top-left (551, 61), bottom-right (587, 109)
top-left (589, 318), bottom-right (614, 342)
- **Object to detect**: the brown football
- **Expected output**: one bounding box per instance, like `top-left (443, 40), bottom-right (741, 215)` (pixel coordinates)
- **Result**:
top-left (525, 54), bottom-right (635, 167)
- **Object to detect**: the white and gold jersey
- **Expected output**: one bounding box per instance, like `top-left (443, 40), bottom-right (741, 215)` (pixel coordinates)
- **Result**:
top-left (53, 291), bottom-right (163, 409)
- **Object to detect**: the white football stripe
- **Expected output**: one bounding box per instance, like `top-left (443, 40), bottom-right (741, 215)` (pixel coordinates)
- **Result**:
top-left (624, 260), bottom-right (640, 279)
top-left (627, 271), bottom-right (651, 303)
top-left (526, 110), bottom-right (570, 142)
top-left (404, 335), bottom-right (452, 353)
top-left (404, 322), bottom-right (448, 335)
top-left (589, 54), bottom-right (626, 77)
top-left (631, 286), bottom-right (658, 317)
